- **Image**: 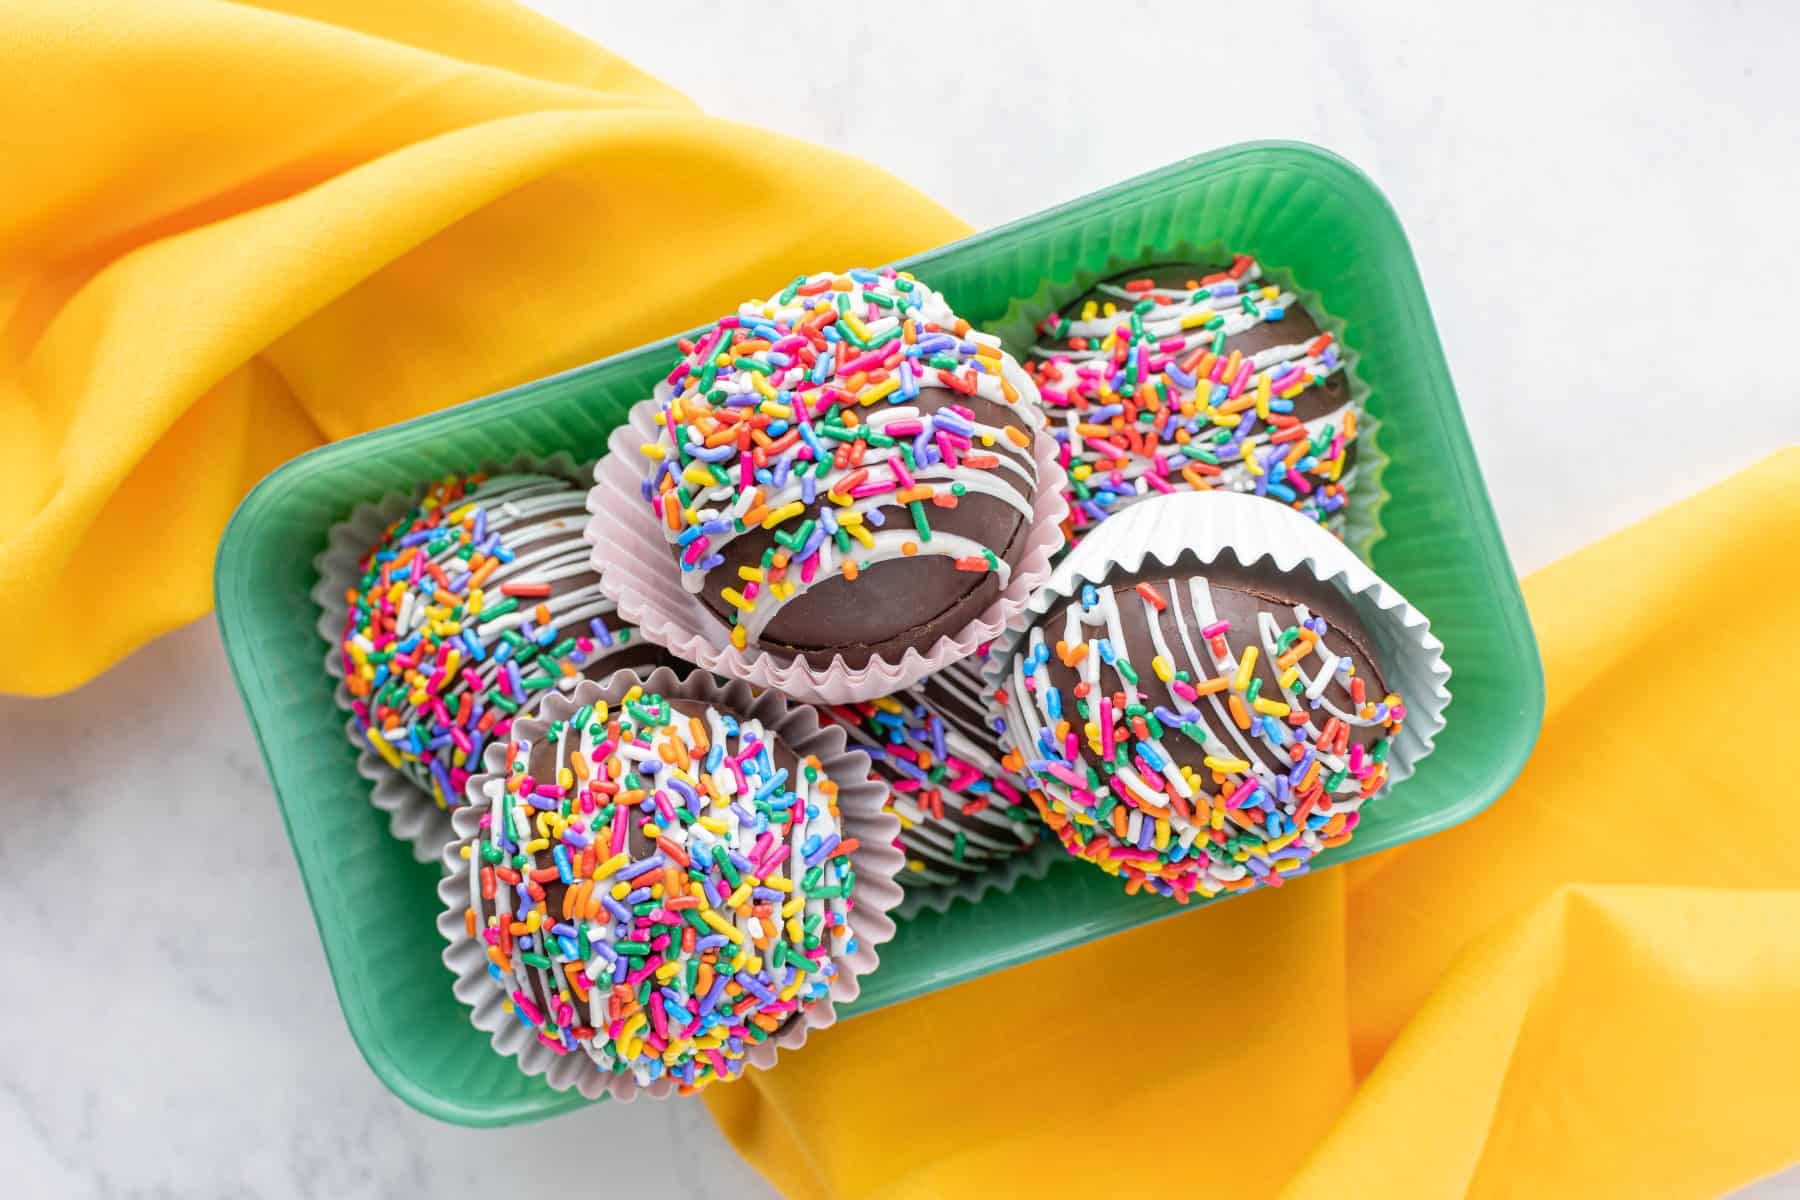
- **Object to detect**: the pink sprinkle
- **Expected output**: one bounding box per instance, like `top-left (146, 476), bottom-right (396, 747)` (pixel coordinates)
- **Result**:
top-left (450, 728), bottom-right (473, 756)
top-left (682, 536), bottom-right (710, 567)
top-left (1227, 360), bottom-right (1255, 400)
top-left (1201, 620), bottom-right (1230, 638)
top-left (650, 994), bottom-right (668, 1040)
top-left (885, 419), bottom-right (924, 437)
top-left (1144, 473), bottom-right (1174, 495)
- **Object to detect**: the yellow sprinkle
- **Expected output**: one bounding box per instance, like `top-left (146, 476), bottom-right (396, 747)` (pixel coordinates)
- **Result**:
top-left (1252, 698), bottom-right (1292, 718)
top-left (523, 837), bottom-right (549, 854)
top-left (726, 883), bottom-right (752, 909)
top-left (1152, 655), bottom-right (1174, 683)
top-left (1204, 755), bottom-right (1252, 773)
top-left (731, 625), bottom-right (748, 650)
top-left (765, 875), bottom-right (793, 893)
top-left (593, 852), bottom-right (629, 880)
top-left (1179, 312), bottom-right (1212, 330)
top-left (1233, 647), bottom-right (1258, 692)
top-left (859, 377), bottom-right (900, 406)
top-left (697, 816), bottom-right (729, 835)
top-left (720, 587), bottom-right (755, 612)
top-left (1278, 666), bottom-right (1300, 690)
top-left (737, 566), bottom-right (763, 583)
top-left (640, 442), bottom-right (667, 461)
top-left (682, 464), bottom-right (717, 488)
top-left (762, 501), bottom-right (804, 529)
top-left (701, 910), bottom-right (743, 943)
top-left (779, 896), bottom-right (805, 919)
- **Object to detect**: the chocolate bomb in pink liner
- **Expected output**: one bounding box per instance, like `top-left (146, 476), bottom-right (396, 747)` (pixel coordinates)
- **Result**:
top-left (638, 267), bottom-right (1049, 669)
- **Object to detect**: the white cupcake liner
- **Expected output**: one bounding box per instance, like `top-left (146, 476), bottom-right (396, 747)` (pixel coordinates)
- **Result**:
top-left (983, 490), bottom-right (1450, 820)
top-left (585, 374), bottom-right (1070, 705)
top-left (436, 666), bottom-right (905, 1101)
top-left (313, 451), bottom-right (595, 863)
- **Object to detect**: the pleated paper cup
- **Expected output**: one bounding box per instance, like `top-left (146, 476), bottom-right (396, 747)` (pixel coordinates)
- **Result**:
top-left (983, 490), bottom-right (1451, 823)
top-left (987, 243), bottom-right (1386, 560)
top-left (436, 666), bottom-right (904, 1101)
top-left (314, 452), bottom-right (622, 863)
top-left (585, 365), bottom-right (1069, 705)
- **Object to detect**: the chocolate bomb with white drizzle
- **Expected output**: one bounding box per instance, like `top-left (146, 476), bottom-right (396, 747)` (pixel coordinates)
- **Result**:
top-left (999, 555), bottom-right (1407, 902)
top-left (640, 267), bottom-right (1046, 668)
top-left (1028, 255), bottom-right (1358, 543)
top-left (337, 470), bottom-right (676, 812)
top-left (823, 653), bottom-right (1039, 885)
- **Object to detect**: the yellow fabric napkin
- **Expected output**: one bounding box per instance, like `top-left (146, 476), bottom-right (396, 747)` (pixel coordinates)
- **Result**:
top-left (705, 448), bottom-right (1800, 1199)
top-left (0, 0), bottom-right (968, 696)
top-left (10, 4), bottom-right (1797, 1196)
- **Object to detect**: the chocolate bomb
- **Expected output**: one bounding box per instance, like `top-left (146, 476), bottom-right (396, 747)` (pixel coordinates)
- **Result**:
top-left (824, 655), bottom-right (1039, 885)
top-left (640, 267), bottom-right (1046, 668)
top-left (998, 556), bottom-right (1407, 903)
top-left (337, 470), bottom-right (676, 810)
top-left (455, 675), bottom-right (860, 1093)
top-left (1028, 255), bottom-right (1358, 543)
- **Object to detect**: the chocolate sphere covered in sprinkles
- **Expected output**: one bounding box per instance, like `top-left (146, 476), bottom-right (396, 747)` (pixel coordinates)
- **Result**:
top-left (1029, 256), bottom-right (1358, 544)
top-left (997, 560), bottom-right (1406, 903)
top-left (639, 267), bottom-right (1046, 668)
top-left (336, 471), bottom-right (671, 811)
top-left (823, 654), bottom-right (1039, 885)
top-left (458, 681), bottom-right (861, 1094)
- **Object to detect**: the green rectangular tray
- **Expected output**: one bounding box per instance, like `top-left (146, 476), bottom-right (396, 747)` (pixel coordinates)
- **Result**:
top-left (216, 141), bottom-right (1543, 1127)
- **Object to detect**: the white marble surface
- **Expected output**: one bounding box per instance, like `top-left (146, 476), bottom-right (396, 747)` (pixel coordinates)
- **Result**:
top-left (4, 1), bottom-right (1797, 1196)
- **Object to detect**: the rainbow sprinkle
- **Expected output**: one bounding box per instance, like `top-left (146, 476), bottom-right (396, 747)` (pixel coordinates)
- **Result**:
top-left (639, 267), bottom-right (1039, 651)
top-left (337, 472), bottom-right (648, 810)
top-left (1029, 255), bottom-right (1356, 543)
top-left (999, 573), bottom-right (1406, 902)
top-left (462, 684), bottom-right (859, 1093)
top-left (823, 653), bottom-right (1037, 884)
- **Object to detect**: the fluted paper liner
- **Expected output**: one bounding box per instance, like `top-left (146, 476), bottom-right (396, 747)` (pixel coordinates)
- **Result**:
top-left (895, 836), bottom-right (1062, 919)
top-left (986, 241), bottom-right (1388, 561)
top-left (313, 452), bottom-right (593, 863)
top-left (983, 490), bottom-right (1450, 822)
top-left (437, 666), bottom-right (905, 1101)
top-left (585, 364), bottom-right (1070, 706)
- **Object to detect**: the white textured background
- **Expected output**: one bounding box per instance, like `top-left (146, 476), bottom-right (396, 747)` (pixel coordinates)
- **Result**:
top-left (3, 2), bottom-right (1796, 1196)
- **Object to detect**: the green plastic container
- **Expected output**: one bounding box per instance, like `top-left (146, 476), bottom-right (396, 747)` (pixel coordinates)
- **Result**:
top-left (216, 141), bottom-right (1544, 1127)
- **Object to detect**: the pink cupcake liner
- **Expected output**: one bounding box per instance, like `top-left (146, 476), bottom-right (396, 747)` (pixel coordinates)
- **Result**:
top-left (584, 392), bottom-right (1069, 705)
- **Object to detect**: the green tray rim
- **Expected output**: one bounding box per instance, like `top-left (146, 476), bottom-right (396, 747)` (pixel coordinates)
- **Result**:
top-left (215, 139), bottom-right (1545, 1126)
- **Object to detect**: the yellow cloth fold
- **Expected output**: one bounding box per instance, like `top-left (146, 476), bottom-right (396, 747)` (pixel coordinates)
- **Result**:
top-left (0, 0), bottom-right (968, 696)
top-left (706, 448), bottom-right (1800, 1200)
top-left (10, 5), bottom-right (1798, 1196)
